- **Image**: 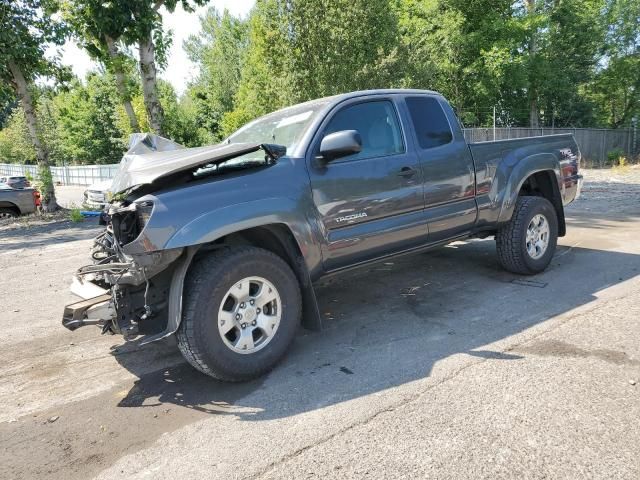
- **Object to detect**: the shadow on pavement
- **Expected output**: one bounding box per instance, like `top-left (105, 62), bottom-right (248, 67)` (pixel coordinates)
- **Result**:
top-left (113, 238), bottom-right (639, 423)
top-left (0, 220), bottom-right (100, 251)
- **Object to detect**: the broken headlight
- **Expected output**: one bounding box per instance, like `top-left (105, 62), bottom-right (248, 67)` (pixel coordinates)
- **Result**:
top-left (136, 201), bottom-right (154, 231)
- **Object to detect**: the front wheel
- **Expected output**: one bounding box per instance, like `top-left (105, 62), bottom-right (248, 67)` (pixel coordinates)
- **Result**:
top-left (177, 246), bottom-right (301, 381)
top-left (496, 196), bottom-right (558, 275)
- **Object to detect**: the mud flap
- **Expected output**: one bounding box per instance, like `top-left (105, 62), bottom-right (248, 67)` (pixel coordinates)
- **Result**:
top-left (301, 283), bottom-right (323, 331)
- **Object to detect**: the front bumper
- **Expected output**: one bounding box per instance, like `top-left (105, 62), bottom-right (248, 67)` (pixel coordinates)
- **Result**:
top-left (84, 191), bottom-right (108, 208)
top-left (61, 226), bottom-right (195, 344)
top-left (62, 276), bottom-right (115, 331)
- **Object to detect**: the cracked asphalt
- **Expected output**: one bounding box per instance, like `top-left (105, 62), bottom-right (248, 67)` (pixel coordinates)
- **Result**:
top-left (1, 168), bottom-right (639, 479)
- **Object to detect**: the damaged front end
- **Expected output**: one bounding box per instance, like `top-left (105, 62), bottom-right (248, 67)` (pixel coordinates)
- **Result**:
top-left (62, 200), bottom-right (194, 345)
top-left (62, 136), bottom-right (287, 344)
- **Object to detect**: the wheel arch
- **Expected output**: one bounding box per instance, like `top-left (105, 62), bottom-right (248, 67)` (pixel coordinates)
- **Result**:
top-left (497, 154), bottom-right (566, 237)
top-left (0, 201), bottom-right (20, 214)
top-left (517, 170), bottom-right (566, 237)
top-left (140, 221), bottom-right (323, 346)
top-left (207, 224), bottom-right (322, 331)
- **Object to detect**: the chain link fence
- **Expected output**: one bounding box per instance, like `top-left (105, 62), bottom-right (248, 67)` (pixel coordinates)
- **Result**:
top-left (0, 163), bottom-right (119, 186)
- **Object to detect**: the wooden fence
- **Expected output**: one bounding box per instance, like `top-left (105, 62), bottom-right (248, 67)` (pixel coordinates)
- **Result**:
top-left (463, 127), bottom-right (636, 166)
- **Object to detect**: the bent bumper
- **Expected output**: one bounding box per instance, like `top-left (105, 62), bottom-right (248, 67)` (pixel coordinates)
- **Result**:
top-left (62, 277), bottom-right (115, 331)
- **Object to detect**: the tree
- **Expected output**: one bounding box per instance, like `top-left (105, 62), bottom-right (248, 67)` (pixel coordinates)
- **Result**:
top-left (398, 0), bottom-right (519, 126)
top-left (230, 0), bottom-right (402, 128)
top-left (0, 0), bottom-right (68, 210)
top-left (288, 0), bottom-right (403, 99)
top-left (516, 0), bottom-right (604, 127)
top-left (53, 74), bottom-right (127, 164)
top-left (587, 0), bottom-right (640, 128)
top-left (232, 0), bottom-right (294, 123)
top-left (122, 0), bottom-right (208, 136)
top-left (62, 0), bottom-right (140, 131)
top-left (0, 107), bottom-right (37, 164)
top-left (184, 7), bottom-right (248, 140)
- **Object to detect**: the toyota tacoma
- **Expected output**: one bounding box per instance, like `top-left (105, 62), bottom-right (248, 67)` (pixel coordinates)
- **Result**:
top-left (62, 89), bottom-right (583, 381)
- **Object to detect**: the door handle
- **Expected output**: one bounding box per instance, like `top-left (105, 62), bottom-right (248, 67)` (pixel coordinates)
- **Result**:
top-left (397, 166), bottom-right (417, 177)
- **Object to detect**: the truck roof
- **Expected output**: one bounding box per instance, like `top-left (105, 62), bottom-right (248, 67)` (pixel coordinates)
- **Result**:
top-left (332, 88), bottom-right (441, 101)
top-left (267, 89), bottom-right (443, 117)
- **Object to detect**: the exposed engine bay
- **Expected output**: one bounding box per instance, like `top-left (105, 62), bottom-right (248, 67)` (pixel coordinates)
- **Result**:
top-left (61, 134), bottom-right (287, 343)
top-left (63, 200), bottom-right (185, 342)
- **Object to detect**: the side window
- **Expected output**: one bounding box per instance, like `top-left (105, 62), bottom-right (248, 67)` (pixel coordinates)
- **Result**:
top-left (406, 96), bottom-right (453, 149)
top-left (323, 101), bottom-right (404, 161)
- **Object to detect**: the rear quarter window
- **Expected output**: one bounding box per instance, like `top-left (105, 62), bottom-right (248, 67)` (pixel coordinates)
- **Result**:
top-left (406, 96), bottom-right (453, 149)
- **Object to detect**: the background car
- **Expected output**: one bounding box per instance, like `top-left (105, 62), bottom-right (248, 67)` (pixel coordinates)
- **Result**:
top-left (83, 179), bottom-right (113, 208)
top-left (0, 183), bottom-right (38, 219)
top-left (0, 176), bottom-right (31, 189)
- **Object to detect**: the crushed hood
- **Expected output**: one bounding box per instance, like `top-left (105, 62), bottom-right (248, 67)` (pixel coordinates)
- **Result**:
top-left (110, 133), bottom-right (285, 195)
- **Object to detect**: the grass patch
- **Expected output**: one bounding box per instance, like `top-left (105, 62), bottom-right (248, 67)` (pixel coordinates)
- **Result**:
top-left (69, 208), bottom-right (84, 223)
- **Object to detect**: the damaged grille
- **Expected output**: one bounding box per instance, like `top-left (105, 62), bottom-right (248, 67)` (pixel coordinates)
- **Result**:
top-left (110, 201), bottom-right (153, 246)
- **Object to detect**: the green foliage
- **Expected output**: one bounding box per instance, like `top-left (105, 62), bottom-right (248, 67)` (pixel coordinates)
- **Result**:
top-left (53, 74), bottom-right (127, 164)
top-left (0, 108), bottom-right (37, 163)
top-left (2, 0), bottom-right (640, 165)
top-left (286, 0), bottom-right (403, 99)
top-left (34, 162), bottom-right (54, 194)
top-left (584, 0), bottom-right (640, 128)
top-left (68, 206), bottom-right (84, 222)
top-left (607, 148), bottom-right (627, 166)
top-left (185, 7), bottom-right (248, 141)
top-left (0, 0), bottom-right (69, 97)
top-left (159, 80), bottom-right (209, 147)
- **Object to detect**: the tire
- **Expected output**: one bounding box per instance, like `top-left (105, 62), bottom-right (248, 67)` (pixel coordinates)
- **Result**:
top-left (0, 207), bottom-right (18, 220)
top-left (176, 246), bottom-right (302, 381)
top-left (496, 196), bottom-right (558, 275)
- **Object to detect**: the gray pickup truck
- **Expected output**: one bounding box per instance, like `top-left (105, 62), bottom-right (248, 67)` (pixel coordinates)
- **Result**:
top-left (63, 89), bottom-right (582, 381)
top-left (0, 183), bottom-right (37, 219)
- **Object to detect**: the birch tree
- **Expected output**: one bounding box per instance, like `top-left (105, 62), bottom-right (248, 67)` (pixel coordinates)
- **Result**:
top-left (123, 0), bottom-right (208, 136)
top-left (0, 0), bottom-right (67, 210)
top-left (62, 0), bottom-right (140, 131)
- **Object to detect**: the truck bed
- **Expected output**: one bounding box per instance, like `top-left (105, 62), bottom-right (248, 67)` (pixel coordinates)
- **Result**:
top-left (469, 133), bottom-right (582, 206)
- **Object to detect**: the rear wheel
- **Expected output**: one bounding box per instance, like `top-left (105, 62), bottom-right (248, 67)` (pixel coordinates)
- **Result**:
top-left (496, 196), bottom-right (558, 275)
top-left (0, 207), bottom-right (18, 221)
top-left (177, 246), bottom-right (301, 381)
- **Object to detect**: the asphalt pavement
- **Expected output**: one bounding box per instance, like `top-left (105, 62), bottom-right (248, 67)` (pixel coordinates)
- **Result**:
top-left (0, 169), bottom-right (639, 479)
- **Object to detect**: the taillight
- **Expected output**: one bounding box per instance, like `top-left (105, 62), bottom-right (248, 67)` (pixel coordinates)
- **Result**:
top-left (33, 190), bottom-right (41, 206)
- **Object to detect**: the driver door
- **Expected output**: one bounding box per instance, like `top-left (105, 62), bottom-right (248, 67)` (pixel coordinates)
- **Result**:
top-left (307, 98), bottom-right (427, 271)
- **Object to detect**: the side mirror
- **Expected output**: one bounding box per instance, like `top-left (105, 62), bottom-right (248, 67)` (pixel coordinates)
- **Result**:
top-left (319, 130), bottom-right (362, 161)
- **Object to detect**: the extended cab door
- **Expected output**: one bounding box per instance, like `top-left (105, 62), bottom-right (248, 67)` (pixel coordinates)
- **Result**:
top-left (403, 95), bottom-right (477, 242)
top-left (306, 97), bottom-right (427, 271)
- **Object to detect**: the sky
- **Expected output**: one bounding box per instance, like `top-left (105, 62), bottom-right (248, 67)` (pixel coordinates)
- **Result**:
top-left (59, 0), bottom-right (255, 95)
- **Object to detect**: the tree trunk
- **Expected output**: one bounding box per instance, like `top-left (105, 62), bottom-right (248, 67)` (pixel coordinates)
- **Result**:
top-left (105, 35), bottom-right (140, 132)
top-left (7, 58), bottom-right (57, 211)
top-left (138, 34), bottom-right (164, 135)
top-left (529, 98), bottom-right (539, 128)
top-left (526, 0), bottom-right (539, 128)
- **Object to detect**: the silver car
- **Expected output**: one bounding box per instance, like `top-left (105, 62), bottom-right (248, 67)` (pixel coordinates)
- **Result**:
top-left (83, 180), bottom-right (113, 208)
